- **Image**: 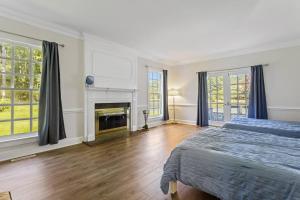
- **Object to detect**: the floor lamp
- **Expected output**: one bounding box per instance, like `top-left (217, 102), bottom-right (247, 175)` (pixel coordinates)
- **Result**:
top-left (168, 89), bottom-right (180, 124)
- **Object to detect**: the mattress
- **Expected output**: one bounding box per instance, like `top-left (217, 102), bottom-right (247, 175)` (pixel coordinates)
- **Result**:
top-left (223, 117), bottom-right (300, 138)
top-left (160, 127), bottom-right (300, 200)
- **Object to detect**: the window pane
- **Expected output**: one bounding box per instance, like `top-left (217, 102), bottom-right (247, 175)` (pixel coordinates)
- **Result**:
top-left (230, 75), bottom-right (238, 85)
top-left (14, 105), bottom-right (30, 119)
top-left (32, 49), bottom-right (42, 62)
top-left (15, 46), bottom-right (29, 60)
top-left (15, 75), bottom-right (30, 89)
top-left (0, 74), bottom-right (12, 88)
top-left (0, 90), bottom-right (11, 104)
top-left (231, 106), bottom-right (238, 114)
top-left (15, 61), bottom-right (30, 74)
top-left (0, 106), bottom-right (11, 120)
top-left (0, 43), bottom-right (12, 58)
top-left (32, 91), bottom-right (39, 103)
top-left (33, 62), bottom-right (42, 74)
top-left (14, 90), bottom-right (30, 104)
top-left (14, 120), bottom-right (30, 134)
top-left (0, 59), bottom-right (12, 73)
top-left (210, 94), bottom-right (217, 103)
top-left (32, 105), bottom-right (38, 118)
top-left (239, 105), bottom-right (247, 115)
top-left (238, 75), bottom-right (246, 84)
top-left (32, 119), bottom-right (38, 132)
top-left (208, 103), bottom-right (218, 120)
top-left (217, 104), bottom-right (224, 121)
top-left (0, 121), bottom-right (11, 136)
top-left (33, 75), bottom-right (41, 89)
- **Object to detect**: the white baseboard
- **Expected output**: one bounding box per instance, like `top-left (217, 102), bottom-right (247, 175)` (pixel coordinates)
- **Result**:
top-left (0, 137), bottom-right (83, 162)
top-left (175, 119), bottom-right (197, 126)
top-left (137, 119), bottom-right (167, 130)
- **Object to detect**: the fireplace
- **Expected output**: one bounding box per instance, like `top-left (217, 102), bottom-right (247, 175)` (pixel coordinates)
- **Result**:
top-left (95, 102), bottom-right (131, 141)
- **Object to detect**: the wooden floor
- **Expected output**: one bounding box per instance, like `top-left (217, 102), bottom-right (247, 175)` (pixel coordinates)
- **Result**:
top-left (0, 124), bottom-right (218, 200)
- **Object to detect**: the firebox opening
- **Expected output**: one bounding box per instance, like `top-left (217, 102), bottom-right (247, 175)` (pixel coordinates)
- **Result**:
top-left (95, 103), bottom-right (131, 140)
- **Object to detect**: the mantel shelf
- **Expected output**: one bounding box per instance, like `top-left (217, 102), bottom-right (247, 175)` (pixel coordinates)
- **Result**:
top-left (86, 87), bottom-right (137, 93)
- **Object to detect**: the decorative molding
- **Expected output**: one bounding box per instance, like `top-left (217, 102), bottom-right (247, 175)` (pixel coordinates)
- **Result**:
top-left (0, 8), bottom-right (168, 64)
top-left (86, 87), bottom-right (137, 93)
top-left (268, 106), bottom-right (300, 111)
top-left (171, 39), bottom-right (300, 66)
top-left (168, 104), bottom-right (300, 111)
top-left (168, 104), bottom-right (197, 107)
top-left (83, 32), bottom-right (169, 65)
top-left (63, 108), bottom-right (84, 114)
top-left (0, 137), bottom-right (83, 162)
top-left (174, 119), bottom-right (197, 126)
top-left (0, 6), bottom-right (82, 39)
top-left (91, 50), bottom-right (134, 80)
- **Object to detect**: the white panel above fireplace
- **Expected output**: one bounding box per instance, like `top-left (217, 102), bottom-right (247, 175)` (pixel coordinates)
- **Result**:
top-left (84, 33), bottom-right (137, 90)
top-left (91, 50), bottom-right (135, 89)
top-left (92, 51), bottom-right (133, 79)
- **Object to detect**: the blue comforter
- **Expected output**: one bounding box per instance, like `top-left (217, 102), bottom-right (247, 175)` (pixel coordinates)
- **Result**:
top-left (223, 117), bottom-right (300, 138)
top-left (160, 128), bottom-right (300, 200)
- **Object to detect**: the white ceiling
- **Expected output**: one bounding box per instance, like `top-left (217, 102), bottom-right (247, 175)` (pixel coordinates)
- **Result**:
top-left (1, 0), bottom-right (300, 64)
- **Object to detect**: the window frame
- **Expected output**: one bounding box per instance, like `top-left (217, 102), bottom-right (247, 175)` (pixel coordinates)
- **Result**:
top-left (147, 69), bottom-right (164, 119)
top-left (0, 38), bottom-right (42, 140)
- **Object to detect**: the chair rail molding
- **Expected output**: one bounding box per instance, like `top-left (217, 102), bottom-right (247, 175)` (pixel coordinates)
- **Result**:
top-left (267, 106), bottom-right (300, 111)
top-left (63, 108), bottom-right (84, 114)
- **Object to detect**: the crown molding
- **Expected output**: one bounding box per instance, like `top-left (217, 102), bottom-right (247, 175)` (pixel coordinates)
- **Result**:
top-left (0, 7), bottom-right (169, 64)
top-left (0, 6), bottom-right (82, 39)
top-left (172, 39), bottom-right (300, 66)
top-left (83, 32), bottom-right (171, 65)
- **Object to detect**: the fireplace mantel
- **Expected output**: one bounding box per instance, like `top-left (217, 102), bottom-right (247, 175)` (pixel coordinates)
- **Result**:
top-left (86, 87), bottom-right (137, 93)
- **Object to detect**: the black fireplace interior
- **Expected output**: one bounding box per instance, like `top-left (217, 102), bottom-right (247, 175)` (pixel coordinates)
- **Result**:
top-left (95, 103), bottom-right (130, 134)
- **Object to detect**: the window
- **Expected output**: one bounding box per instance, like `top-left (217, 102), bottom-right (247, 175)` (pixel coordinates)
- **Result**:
top-left (207, 69), bottom-right (250, 124)
top-left (148, 71), bottom-right (163, 118)
top-left (0, 40), bottom-right (42, 138)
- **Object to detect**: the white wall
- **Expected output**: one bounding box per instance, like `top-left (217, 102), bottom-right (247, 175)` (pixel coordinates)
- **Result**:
top-left (169, 46), bottom-right (300, 124)
top-left (0, 16), bottom-right (84, 161)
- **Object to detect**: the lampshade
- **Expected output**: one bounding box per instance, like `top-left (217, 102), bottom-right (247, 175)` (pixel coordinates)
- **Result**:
top-left (169, 88), bottom-right (180, 96)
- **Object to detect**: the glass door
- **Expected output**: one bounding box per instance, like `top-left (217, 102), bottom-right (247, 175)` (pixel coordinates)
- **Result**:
top-left (207, 69), bottom-right (250, 125)
top-left (207, 73), bottom-right (228, 125)
top-left (229, 70), bottom-right (251, 119)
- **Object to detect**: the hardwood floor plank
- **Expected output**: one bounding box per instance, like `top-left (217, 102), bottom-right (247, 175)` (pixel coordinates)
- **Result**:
top-left (0, 124), bottom-right (217, 200)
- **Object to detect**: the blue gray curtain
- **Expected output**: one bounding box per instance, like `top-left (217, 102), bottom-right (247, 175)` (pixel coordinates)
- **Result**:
top-left (197, 72), bottom-right (209, 126)
top-left (38, 41), bottom-right (66, 146)
top-left (248, 65), bottom-right (268, 119)
top-left (162, 70), bottom-right (169, 121)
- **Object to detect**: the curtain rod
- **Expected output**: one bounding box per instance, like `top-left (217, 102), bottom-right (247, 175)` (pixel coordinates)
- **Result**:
top-left (0, 29), bottom-right (65, 47)
top-left (196, 64), bottom-right (269, 73)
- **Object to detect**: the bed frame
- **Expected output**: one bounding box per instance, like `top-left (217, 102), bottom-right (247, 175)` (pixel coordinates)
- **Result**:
top-left (169, 181), bottom-right (177, 194)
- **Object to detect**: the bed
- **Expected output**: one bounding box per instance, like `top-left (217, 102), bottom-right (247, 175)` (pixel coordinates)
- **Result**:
top-left (160, 127), bottom-right (300, 200)
top-left (223, 117), bottom-right (300, 138)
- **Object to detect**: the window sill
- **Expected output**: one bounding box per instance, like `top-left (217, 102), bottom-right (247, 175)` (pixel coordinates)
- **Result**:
top-left (0, 133), bottom-right (38, 145)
